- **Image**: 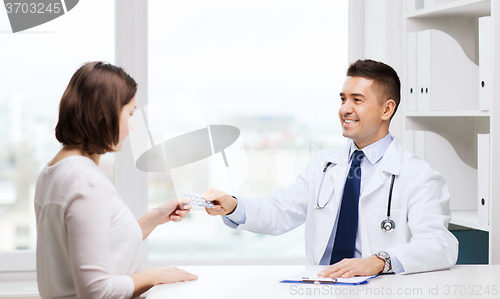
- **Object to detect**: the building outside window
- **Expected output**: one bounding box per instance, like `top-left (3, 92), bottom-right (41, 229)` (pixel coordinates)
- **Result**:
top-left (147, 0), bottom-right (348, 262)
top-left (0, 0), bottom-right (115, 254)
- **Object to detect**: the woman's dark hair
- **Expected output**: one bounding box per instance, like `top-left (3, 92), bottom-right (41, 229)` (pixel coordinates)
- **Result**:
top-left (347, 59), bottom-right (401, 118)
top-left (55, 61), bottom-right (137, 154)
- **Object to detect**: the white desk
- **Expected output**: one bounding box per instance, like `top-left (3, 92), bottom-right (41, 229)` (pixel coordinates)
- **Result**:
top-left (146, 265), bottom-right (500, 299)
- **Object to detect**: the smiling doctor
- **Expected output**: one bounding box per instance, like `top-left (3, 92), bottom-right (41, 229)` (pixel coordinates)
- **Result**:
top-left (205, 59), bottom-right (458, 278)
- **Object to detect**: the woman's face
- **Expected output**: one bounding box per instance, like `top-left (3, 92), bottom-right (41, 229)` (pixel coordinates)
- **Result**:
top-left (112, 96), bottom-right (136, 152)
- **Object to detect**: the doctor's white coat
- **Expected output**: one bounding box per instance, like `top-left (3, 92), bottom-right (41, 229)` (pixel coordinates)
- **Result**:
top-left (235, 138), bottom-right (458, 274)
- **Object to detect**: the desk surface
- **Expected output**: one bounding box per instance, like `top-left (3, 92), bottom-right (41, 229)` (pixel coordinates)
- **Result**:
top-left (146, 265), bottom-right (500, 299)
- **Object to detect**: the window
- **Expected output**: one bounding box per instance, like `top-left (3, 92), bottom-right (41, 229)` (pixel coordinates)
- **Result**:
top-left (0, 0), bottom-right (114, 270)
top-left (0, 0), bottom-right (348, 272)
top-left (147, 0), bottom-right (348, 262)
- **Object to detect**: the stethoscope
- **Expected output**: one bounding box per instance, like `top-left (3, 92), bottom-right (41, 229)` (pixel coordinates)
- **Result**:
top-left (316, 162), bottom-right (397, 233)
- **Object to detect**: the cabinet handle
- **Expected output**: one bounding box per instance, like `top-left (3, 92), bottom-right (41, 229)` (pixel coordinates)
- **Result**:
top-left (481, 81), bottom-right (485, 88)
top-left (410, 88), bottom-right (413, 94)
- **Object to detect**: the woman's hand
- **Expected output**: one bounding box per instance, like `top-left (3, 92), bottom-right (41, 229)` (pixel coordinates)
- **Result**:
top-left (138, 197), bottom-right (192, 239)
top-left (130, 267), bottom-right (198, 297)
top-left (155, 197), bottom-right (192, 225)
top-left (152, 267), bottom-right (198, 284)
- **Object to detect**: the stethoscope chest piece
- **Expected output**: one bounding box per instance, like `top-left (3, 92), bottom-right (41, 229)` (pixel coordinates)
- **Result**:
top-left (381, 218), bottom-right (396, 233)
top-left (379, 174), bottom-right (397, 233)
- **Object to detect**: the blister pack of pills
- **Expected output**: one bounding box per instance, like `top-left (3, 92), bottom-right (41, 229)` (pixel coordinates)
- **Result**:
top-left (184, 192), bottom-right (215, 209)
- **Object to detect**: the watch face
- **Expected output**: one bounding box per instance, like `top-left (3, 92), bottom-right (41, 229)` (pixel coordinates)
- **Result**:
top-left (376, 251), bottom-right (391, 273)
top-left (377, 251), bottom-right (390, 260)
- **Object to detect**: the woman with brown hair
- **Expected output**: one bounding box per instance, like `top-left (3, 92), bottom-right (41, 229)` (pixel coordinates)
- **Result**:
top-left (34, 62), bottom-right (197, 299)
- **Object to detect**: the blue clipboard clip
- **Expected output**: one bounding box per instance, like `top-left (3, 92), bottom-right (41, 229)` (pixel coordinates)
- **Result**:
top-left (280, 275), bottom-right (378, 285)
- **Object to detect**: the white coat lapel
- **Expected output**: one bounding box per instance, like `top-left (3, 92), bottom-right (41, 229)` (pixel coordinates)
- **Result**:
top-left (361, 138), bottom-right (403, 199)
top-left (312, 144), bottom-right (350, 264)
top-left (327, 143), bottom-right (350, 211)
top-left (329, 147), bottom-right (350, 211)
top-left (358, 138), bottom-right (403, 257)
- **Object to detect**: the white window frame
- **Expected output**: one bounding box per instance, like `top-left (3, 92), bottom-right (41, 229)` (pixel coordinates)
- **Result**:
top-left (114, 0), bottom-right (149, 266)
top-left (0, 0), bottom-right (146, 277)
top-left (0, 251), bottom-right (36, 274)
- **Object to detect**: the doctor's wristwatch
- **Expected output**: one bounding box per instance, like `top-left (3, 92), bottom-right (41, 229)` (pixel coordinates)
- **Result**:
top-left (375, 251), bottom-right (392, 274)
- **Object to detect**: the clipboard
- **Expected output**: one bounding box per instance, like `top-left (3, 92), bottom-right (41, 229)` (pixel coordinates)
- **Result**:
top-left (280, 266), bottom-right (378, 285)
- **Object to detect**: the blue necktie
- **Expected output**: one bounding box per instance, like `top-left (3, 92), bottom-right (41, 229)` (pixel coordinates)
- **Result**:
top-left (330, 150), bottom-right (364, 264)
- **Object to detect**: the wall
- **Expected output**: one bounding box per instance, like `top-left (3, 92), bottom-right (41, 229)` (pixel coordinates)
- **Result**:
top-left (348, 0), bottom-right (405, 142)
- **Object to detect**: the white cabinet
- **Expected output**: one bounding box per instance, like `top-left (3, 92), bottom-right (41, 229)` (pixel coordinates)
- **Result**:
top-left (479, 16), bottom-right (492, 111)
top-left (403, 0), bottom-right (500, 263)
top-left (349, 0), bottom-right (499, 264)
top-left (478, 133), bottom-right (490, 226)
top-left (415, 30), bottom-right (431, 111)
top-left (413, 29), bottom-right (479, 111)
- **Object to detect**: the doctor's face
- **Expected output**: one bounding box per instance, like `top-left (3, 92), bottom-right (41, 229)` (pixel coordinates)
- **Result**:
top-left (338, 76), bottom-right (391, 149)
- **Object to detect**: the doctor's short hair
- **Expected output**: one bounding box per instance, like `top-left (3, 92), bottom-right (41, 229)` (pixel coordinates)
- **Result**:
top-left (346, 59), bottom-right (401, 118)
top-left (55, 61), bottom-right (137, 154)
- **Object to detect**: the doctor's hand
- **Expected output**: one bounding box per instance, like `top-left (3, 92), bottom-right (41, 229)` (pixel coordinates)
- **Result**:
top-left (203, 187), bottom-right (237, 216)
top-left (317, 256), bottom-right (385, 279)
top-left (155, 197), bottom-right (192, 224)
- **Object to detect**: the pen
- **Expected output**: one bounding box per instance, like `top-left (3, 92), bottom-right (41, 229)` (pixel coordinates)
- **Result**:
top-left (302, 277), bottom-right (338, 284)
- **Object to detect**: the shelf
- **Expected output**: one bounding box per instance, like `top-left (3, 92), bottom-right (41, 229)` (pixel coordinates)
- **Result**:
top-left (407, 0), bottom-right (490, 18)
top-left (451, 210), bottom-right (489, 231)
top-left (406, 110), bottom-right (490, 117)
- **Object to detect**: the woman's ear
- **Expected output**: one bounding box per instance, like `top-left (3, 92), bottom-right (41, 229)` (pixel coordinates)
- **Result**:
top-left (382, 99), bottom-right (396, 121)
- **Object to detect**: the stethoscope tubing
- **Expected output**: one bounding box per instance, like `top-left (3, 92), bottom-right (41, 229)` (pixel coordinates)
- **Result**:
top-left (316, 162), bottom-right (397, 232)
top-left (316, 162), bottom-right (333, 209)
top-left (386, 174), bottom-right (396, 217)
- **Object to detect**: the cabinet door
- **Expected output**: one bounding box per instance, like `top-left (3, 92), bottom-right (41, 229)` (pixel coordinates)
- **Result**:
top-left (415, 29), bottom-right (479, 111)
top-left (430, 29), bottom-right (478, 111)
top-left (478, 133), bottom-right (490, 225)
top-left (407, 32), bottom-right (417, 111)
top-left (479, 17), bottom-right (491, 111)
top-left (416, 30), bottom-right (431, 111)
